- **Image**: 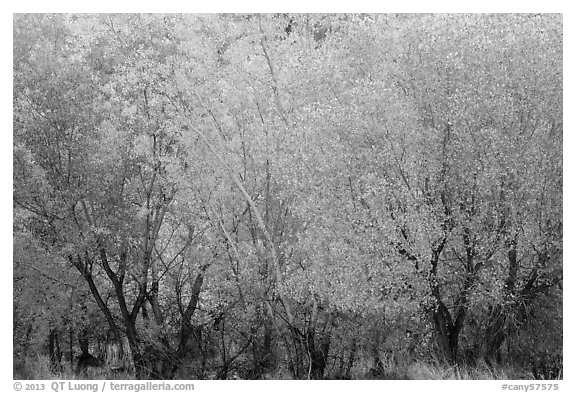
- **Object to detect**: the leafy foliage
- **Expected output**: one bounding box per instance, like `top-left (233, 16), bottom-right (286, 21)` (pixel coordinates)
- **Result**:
top-left (14, 14), bottom-right (562, 380)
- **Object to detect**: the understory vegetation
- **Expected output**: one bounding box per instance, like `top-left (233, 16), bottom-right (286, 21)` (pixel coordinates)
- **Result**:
top-left (13, 14), bottom-right (562, 380)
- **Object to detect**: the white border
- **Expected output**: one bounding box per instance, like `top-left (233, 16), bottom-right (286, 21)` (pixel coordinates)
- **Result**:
top-left (3, 4), bottom-right (572, 392)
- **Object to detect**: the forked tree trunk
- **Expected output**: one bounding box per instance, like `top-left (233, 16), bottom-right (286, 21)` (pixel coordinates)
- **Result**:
top-left (433, 302), bottom-right (460, 364)
top-left (168, 266), bottom-right (208, 378)
top-left (481, 239), bottom-right (518, 364)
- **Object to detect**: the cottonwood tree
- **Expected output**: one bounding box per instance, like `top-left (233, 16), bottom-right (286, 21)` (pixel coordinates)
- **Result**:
top-left (14, 13), bottom-right (562, 379)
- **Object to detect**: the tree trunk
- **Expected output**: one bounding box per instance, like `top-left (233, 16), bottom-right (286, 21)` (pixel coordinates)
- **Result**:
top-left (481, 239), bottom-right (518, 364)
top-left (433, 301), bottom-right (459, 364)
top-left (48, 328), bottom-right (62, 373)
top-left (169, 266), bottom-right (207, 378)
top-left (68, 327), bottom-right (74, 367)
top-left (78, 328), bottom-right (90, 356)
top-left (311, 311), bottom-right (334, 379)
top-left (427, 234), bottom-right (473, 365)
top-left (252, 316), bottom-right (275, 378)
top-left (481, 305), bottom-right (507, 364)
top-left (304, 299), bottom-right (333, 379)
top-left (69, 254), bottom-right (123, 344)
top-left (344, 337), bottom-right (357, 379)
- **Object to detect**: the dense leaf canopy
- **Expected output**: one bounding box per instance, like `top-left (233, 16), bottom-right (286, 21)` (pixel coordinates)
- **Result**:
top-left (13, 13), bottom-right (562, 380)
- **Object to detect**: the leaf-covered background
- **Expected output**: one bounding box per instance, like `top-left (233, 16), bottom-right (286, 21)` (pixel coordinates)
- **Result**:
top-left (13, 14), bottom-right (562, 380)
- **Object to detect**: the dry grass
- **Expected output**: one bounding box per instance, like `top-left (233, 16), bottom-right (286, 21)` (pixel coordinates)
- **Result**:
top-left (342, 354), bottom-right (530, 380)
top-left (14, 356), bottom-right (135, 380)
top-left (405, 360), bottom-right (528, 380)
top-left (16, 355), bottom-right (547, 380)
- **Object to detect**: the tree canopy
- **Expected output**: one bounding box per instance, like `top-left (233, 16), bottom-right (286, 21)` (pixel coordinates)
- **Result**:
top-left (13, 13), bottom-right (562, 380)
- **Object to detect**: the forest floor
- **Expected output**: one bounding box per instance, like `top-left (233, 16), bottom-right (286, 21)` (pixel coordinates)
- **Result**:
top-left (15, 356), bottom-right (556, 380)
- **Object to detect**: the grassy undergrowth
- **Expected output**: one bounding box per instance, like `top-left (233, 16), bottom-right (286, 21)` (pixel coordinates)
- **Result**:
top-left (14, 355), bottom-right (557, 380)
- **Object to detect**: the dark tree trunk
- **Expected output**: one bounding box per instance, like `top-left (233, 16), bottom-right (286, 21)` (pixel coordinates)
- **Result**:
top-left (75, 331), bottom-right (105, 374)
top-left (69, 254), bottom-right (124, 345)
top-left (304, 301), bottom-right (333, 379)
top-left (482, 305), bottom-right (507, 364)
top-left (68, 327), bottom-right (74, 367)
top-left (261, 318), bottom-right (275, 370)
top-left (306, 331), bottom-right (327, 379)
top-left (78, 328), bottom-right (90, 356)
top-left (250, 316), bottom-right (275, 379)
top-left (428, 230), bottom-right (478, 365)
top-left (482, 239), bottom-right (518, 364)
top-left (48, 328), bottom-right (62, 373)
top-left (432, 300), bottom-right (461, 364)
top-left (428, 240), bottom-right (460, 364)
top-left (168, 267), bottom-right (207, 378)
